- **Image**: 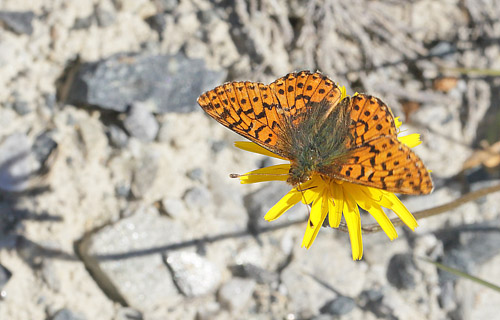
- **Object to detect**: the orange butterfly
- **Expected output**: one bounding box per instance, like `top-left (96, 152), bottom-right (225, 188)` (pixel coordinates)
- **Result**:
top-left (197, 71), bottom-right (432, 195)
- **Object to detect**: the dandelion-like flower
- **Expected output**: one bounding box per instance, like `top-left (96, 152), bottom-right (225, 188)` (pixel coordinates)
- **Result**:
top-left (233, 119), bottom-right (423, 260)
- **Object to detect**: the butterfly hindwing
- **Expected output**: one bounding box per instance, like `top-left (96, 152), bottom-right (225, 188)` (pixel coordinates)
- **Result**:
top-left (333, 136), bottom-right (433, 194)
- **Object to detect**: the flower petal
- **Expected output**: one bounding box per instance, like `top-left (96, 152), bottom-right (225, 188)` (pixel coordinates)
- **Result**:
top-left (343, 193), bottom-right (363, 260)
top-left (300, 187), bottom-right (321, 204)
top-left (239, 164), bottom-right (290, 184)
top-left (329, 184), bottom-right (344, 228)
top-left (384, 192), bottom-right (418, 231)
top-left (366, 204), bottom-right (398, 240)
top-left (302, 192), bottom-right (329, 248)
top-left (339, 85), bottom-right (347, 100)
top-left (398, 133), bottom-right (422, 148)
top-left (326, 197), bottom-right (338, 228)
top-left (234, 141), bottom-right (287, 160)
top-left (341, 183), bottom-right (398, 240)
top-left (264, 190), bottom-right (302, 221)
top-left (394, 117), bottom-right (403, 128)
top-left (361, 186), bottom-right (393, 208)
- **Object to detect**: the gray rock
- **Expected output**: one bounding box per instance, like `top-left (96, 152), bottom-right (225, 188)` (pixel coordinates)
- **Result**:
top-left (429, 41), bottom-right (455, 58)
top-left (310, 315), bottom-right (335, 320)
top-left (49, 309), bottom-right (86, 320)
top-left (107, 125), bottom-right (129, 148)
top-left (210, 140), bottom-right (226, 153)
top-left (145, 14), bottom-right (166, 41)
top-left (43, 92), bottom-right (57, 111)
top-left (186, 167), bottom-right (204, 182)
top-left (40, 260), bottom-right (60, 292)
top-left (0, 263), bottom-right (12, 290)
top-left (95, 4), bottom-right (116, 28)
top-left (0, 133), bottom-right (36, 192)
top-left (0, 11), bottom-right (34, 35)
top-left (78, 205), bottom-right (184, 312)
top-left (123, 103), bottom-right (159, 142)
top-left (131, 152), bottom-right (160, 198)
top-left (66, 53), bottom-right (226, 113)
top-left (320, 296), bottom-right (356, 316)
top-left (73, 16), bottom-right (93, 30)
top-left (229, 263), bottom-right (279, 285)
top-left (32, 130), bottom-right (58, 167)
top-left (359, 289), bottom-right (383, 302)
top-left (13, 99), bottom-right (32, 115)
top-left (218, 278), bottom-right (256, 311)
top-left (160, 0), bottom-right (179, 12)
top-left (386, 253), bottom-right (418, 290)
top-left (164, 251), bottom-right (221, 297)
top-left (439, 280), bottom-right (456, 312)
top-left (161, 197), bottom-right (187, 219)
top-left (358, 289), bottom-right (395, 319)
top-left (113, 307), bottom-right (143, 320)
top-left (194, 302), bottom-right (221, 320)
top-left (183, 186), bottom-right (212, 210)
top-left (115, 183), bottom-right (130, 198)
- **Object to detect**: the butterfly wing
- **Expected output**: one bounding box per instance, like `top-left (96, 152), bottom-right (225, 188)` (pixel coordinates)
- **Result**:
top-left (197, 71), bottom-right (343, 158)
top-left (333, 136), bottom-right (433, 194)
top-left (269, 71), bottom-right (343, 123)
top-left (326, 95), bottom-right (432, 194)
top-left (347, 94), bottom-right (398, 147)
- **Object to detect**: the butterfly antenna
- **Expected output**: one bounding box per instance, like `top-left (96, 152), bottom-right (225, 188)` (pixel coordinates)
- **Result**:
top-left (229, 173), bottom-right (288, 178)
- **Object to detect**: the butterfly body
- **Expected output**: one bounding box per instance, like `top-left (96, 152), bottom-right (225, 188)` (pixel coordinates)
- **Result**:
top-left (285, 98), bottom-right (353, 185)
top-left (198, 71), bottom-right (433, 195)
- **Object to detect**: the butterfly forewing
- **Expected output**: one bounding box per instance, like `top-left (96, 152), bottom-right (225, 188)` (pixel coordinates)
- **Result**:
top-left (198, 71), bottom-right (342, 158)
top-left (347, 94), bottom-right (398, 148)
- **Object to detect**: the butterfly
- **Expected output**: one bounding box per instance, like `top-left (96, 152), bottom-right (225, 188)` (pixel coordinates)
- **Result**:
top-left (197, 70), bottom-right (433, 195)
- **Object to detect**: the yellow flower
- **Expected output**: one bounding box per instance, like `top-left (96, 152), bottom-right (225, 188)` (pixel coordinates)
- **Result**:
top-left (233, 112), bottom-right (423, 260)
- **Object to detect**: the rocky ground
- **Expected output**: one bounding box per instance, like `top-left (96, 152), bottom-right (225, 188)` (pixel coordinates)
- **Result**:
top-left (0, 0), bottom-right (500, 319)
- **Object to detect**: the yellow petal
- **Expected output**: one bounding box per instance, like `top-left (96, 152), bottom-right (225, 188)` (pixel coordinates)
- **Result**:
top-left (361, 186), bottom-right (393, 208)
top-left (293, 176), bottom-right (323, 204)
top-left (327, 197), bottom-right (338, 228)
top-left (343, 193), bottom-right (363, 260)
top-left (302, 192), bottom-right (329, 248)
top-left (341, 183), bottom-right (397, 240)
top-left (384, 192), bottom-right (418, 231)
top-left (329, 183), bottom-right (344, 228)
top-left (300, 187), bottom-right (321, 204)
top-left (398, 133), bottom-right (422, 148)
top-left (234, 141), bottom-right (287, 160)
top-left (238, 164), bottom-right (290, 184)
top-left (264, 190), bottom-right (302, 221)
top-left (394, 117), bottom-right (403, 128)
top-left (339, 85), bottom-right (347, 100)
top-left (366, 204), bottom-right (398, 240)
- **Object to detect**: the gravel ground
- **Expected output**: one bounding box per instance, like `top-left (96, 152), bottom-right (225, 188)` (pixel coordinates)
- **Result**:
top-left (0, 0), bottom-right (499, 319)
